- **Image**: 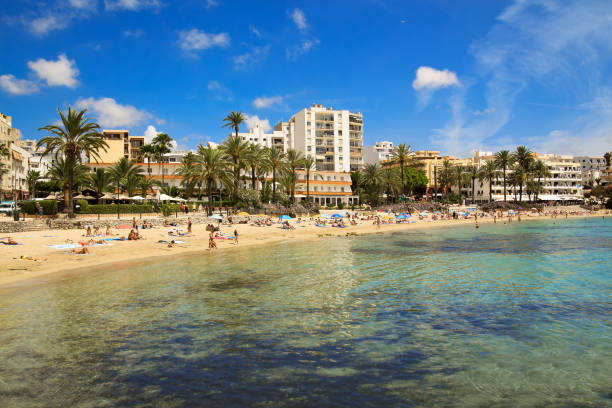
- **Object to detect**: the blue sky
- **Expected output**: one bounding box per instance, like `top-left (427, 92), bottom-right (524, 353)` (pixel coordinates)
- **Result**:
top-left (1, 0), bottom-right (611, 156)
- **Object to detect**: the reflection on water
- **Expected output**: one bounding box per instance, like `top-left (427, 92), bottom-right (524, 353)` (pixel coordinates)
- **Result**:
top-left (0, 218), bottom-right (611, 407)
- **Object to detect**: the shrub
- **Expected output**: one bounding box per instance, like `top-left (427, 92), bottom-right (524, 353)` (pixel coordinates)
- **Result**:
top-left (76, 199), bottom-right (89, 213)
top-left (606, 198), bottom-right (612, 210)
top-left (337, 202), bottom-right (344, 210)
top-left (237, 189), bottom-right (261, 208)
top-left (20, 200), bottom-right (58, 215)
top-left (81, 204), bottom-right (157, 214)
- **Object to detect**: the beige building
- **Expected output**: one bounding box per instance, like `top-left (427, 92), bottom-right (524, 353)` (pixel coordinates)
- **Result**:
top-left (87, 130), bottom-right (144, 164)
top-left (1, 113), bottom-right (33, 199)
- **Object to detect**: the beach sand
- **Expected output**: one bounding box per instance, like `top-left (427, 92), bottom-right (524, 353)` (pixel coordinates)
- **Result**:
top-left (0, 211), bottom-right (605, 289)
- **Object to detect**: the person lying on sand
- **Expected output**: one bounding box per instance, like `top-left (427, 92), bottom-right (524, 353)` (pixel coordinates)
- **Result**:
top-left (19, 255), bottom-right (44, 261)
top-left (1, 237), bottom-right (19, 245)
top-left (71, 247), bottom-right (89, 254)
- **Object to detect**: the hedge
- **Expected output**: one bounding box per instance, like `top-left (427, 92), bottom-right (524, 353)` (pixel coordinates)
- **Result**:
top-left (20, 200), bottom-right (58, 215)
top-left (79, 204), bottom-right (158, 214)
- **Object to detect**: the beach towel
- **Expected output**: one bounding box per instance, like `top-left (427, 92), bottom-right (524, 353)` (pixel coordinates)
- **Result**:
top-left (49, 243), bottom-right (111, 250)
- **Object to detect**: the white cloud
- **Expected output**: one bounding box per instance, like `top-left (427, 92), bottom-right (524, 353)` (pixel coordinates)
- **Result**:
top-left (122, 29), bottom-right (144, 38)
top-left (207, 80), bottom-right (232, 101)
top-left (291, 8), bottom-right (308, 31)
top-left (474, 107), bottom-right (496, 116)
top-left (249, 25), bottom-right (261, 38)
top-left (76, 97), bottom-right (153, 128)
top-left (144, 124), bottom-right (159, 143)
top-left (69, 0), bottom-right (97, 10)
top-left (30, 15), bottom-right (67, 35)
top-left (27, 54), bottom-right (79, 88)
top-left (234, 45), bottom-right (270, 68)
top-left (104, 0), bottom-right (161, 11)
top-left (206, 0), bottom-right (219, 9)
top-left (253, 96), bottom-right (283, 109)
top-left (0, 75), bottom-right (39, 95)
top-left (245, 115), bottom-right (271, 132)
top-left (286, 39), bottom-right (319, 60)
top-left (412, 66), bottom-right (460, 91)
top-left (207, 80), bottom-right (221, 90)
top-left (178, 29), bottom-right (230, 51)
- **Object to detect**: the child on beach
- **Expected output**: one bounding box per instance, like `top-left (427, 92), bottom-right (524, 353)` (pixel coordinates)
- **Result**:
top-left (188, 217), bottom-right (192, 233)
top-left (234, 228), bottom-right (238, 245)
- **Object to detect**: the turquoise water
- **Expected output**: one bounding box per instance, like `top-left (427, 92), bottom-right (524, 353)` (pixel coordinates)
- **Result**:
top-left (0, 218), bottom-right (611, 407)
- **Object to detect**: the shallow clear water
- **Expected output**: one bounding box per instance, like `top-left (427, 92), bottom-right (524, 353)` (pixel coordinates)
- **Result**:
top-left (1, 218), bottom-right (611, 407)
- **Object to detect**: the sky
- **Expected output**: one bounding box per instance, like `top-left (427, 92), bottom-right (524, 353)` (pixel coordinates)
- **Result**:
top-left (1, 0), bottom-right (611, 157)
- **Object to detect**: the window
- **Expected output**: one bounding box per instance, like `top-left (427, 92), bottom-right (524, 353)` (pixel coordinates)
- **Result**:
top-left (327, 176), bottom-right (331, 181)
top-left (307, 122), bottom-right (311, 126)
top-left (307, 146), bottom-right (311, 151)
top-left (339, 147), bottom-right (342, 152)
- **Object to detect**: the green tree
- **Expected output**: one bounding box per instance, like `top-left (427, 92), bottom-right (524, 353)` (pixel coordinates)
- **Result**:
top-left (302, 155), bottom-right (316, 202)
top-left (404, 167), bottom-right (428, 195)
top-left (452, 165), bottom-right (465, 200)
top-left (37, 106), bottom-right (108, 217)
top-left (362, 164), bottom-right (383, 206)
top-left (265, 147), bottom-right (284, 202)
top-left (438, 160), bottom-right (454, 202)
top-left (512, 146), bottom-right (533, 202)
top-left (494, 150), bottom-right (514, 202)
top-left (139, 176), bottom-right (159, 198)
top-left (197, 144), bottom-right (231, 213)
top-left (175, 151), bottom-right (198, 198)
top-left (220, 135), bottom-right (249, 203)
top-left (137, 143), bottom-right (156, 179)
top-left (466, 165), bottom-right (479, 204)
top-left (222, 111), bottom-right (246, 138)
top-left (245, 143), bottom-right (266, 190)
top-left (604, 152), bottom-right (611, 168)
top-left (26, 170), bottom-right (41, 198)
top-left (88, 168), bottom-right (112, 203)
top-left (109, 157), bottom-right (143, 199)
top-left (283, 148), bottom-right (304, 202)
top-left (152, 133), bottom-right (173, 187)
top-left (531, 159), bottom-right (551, 201)
top-left (390, 143), bottom-right (412, 195)
top-left (478, 161), bottom-right (498, 203)
top-left (48, 156), bottom-right (90, 209)
top-left (380, 168), bottom-right (401, 203)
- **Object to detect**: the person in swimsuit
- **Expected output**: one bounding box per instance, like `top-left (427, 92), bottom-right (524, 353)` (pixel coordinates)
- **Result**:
top-left (188, 217), bottom-right (192, 233)
top-left (234, 228), bottom-right (238, 244)
top-left (209, 231), bottom-right (217, 251)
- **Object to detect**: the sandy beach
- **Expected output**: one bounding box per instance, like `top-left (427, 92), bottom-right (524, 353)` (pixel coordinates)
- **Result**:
top-left (0, 210), bottom-right (606, 289)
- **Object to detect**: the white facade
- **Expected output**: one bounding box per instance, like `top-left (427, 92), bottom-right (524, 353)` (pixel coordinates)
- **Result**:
top-left (290, 104), bottom-right (363, 172)
top-left (364, 141), bottom-right (394, 165)
top-left (238, 122), bottom-right (293, 153)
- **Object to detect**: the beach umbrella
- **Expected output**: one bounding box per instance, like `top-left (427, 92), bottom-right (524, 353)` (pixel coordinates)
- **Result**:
top-left (44, 194), bottom-right (56, 199)
top-left (279, 214), bottom-right (291, 220)
top-left (73, 194), bottom-right (87, 200)
top-left (209, 214), bottom-right (223, 220)
top-left (131, 195), bottom-right (145, 201)
top-left (159, 193), bottom-right (173, 201)
top-left (331, 213), bottom-right (343, 218)
top-left (237, 211), bottom-right (250, 216)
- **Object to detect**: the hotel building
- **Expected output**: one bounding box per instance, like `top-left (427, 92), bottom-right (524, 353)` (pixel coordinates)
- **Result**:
top-left (86, 130), bottom-right (144, 164)
top-left (363, 141), bottom-right (394, 165)
top-left (0, 112), bottom-right (33, 199)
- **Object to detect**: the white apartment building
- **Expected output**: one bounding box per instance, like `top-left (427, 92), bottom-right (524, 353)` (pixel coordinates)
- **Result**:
top-left (364, 141), bottom-right (394, 165)
top-left (17, 139), bottom-right (54, 178)
top-left (290, 104), bottom-right (363, 172)
top-left (573, 156), bottom-right (606, 187)
top-left (238, 121), bottom-right (293, 153)
top-left (1, 113), bottom-right (34, 199)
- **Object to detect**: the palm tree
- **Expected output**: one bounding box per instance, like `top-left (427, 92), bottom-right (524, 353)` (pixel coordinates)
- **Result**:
top-left (302, 156), bottom-right (316, 202)
top-left (438, 160), bottom-right (454, 202)
top-left (26, 170), bottom-right (41, 198)
top-left (390, 143), bottom-right (412, 195)
top-left (512, 146), bottom-right (533, 202)
top-left (466, 165), bottom-right (479, 204)
top-left (604, 152), bottom-right (611, 168)
top-left (138, 177), bottom-right (158, 198)
top-left (48, 156), bottom-right (90, 209)
top-left (37, 106), bottom-right (108, 217)
top-left (362, 164), bottom-right (383, 205)
top-left (284, 149), bottom-right (304, 202)
top-left (351, 170), bottom-right (364, 202)
top-left (478, 161), bottom-right (498, 203)
top-left (222, 111), bottom-right (246, 138)
top-left (109, 157), bottom-right (143, 200)
top-left (494, 150), bottom-right (514, 202)
top-left (152, 133), bottom-right (173, 187)
top-left (265, 147), bottom-right (284, 202)
top-left (124, 173), bottom-right (143, 197)
top-left (509, 167), bottom-right (525, 201)
top-left (137, 143), bottom-right (156, 179)
top-left (161, 186), bottom-right (180, 197)
top-left (175, 152), bottom-right (198, 198)
top-left (452, 165), bottom-right (464, 200)
top-left (531, 160), bottom-right (551, 201)
top-left (244, 143), bottom-right (266, 190)
top-left (380, 168), bottom-right (401, 204)
top-left (220, 134), bottom-right (249, 203)
top-left (88, 168), bottom-right (112, 203)
top-left (196, 144), bottom-right (231, 214)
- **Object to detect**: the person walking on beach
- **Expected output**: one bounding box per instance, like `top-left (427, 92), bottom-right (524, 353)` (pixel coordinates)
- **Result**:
top-left (132, 217), bottom-right (138, 230)
top-left (209, 231), bottom-right (217, 251)
top-left (187, 217), bottom-right (192, 233)
top-left (234, 228), bottom-right (238, 245)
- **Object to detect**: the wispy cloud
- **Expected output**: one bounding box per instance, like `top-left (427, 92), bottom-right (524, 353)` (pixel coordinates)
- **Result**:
top-left (249, 25), bottom-right (261, 38)
top-left (207, 80), bottom-right (233, 101)
top-left (253, 95), bottom-right (283, 109)
top-left (205, 0), bottom-right (219, 9)
top-left (290, 8), bottom-right (308, 31)
top-left (430, 0), bottom-right (612, 156)
top-left (122, 29), bottom-right (144, 38)
top-left (104, 0), bottom-right (161, 11)
top-left (286, 39), bottom-right (319, 60)
top-left (30, 14), bottom-right (68, 35)
top-left (234, 45), bottom-right (270, 68)
top-left (178, 29), bottom-right (230, 51)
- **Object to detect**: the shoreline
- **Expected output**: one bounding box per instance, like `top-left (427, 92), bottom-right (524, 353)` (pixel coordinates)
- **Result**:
top-left (0, 212), bottom-right (606, 291)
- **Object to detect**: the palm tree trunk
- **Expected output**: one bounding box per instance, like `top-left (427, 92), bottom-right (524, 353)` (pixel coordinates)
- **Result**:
top-left (472, 179), bottom-right (475, 204)
top-left (503, 168), bottom-right (507, 202)
top-left (519, 184), bottom-right (523, 202)
top-left (306, 169), bottom-right (310, 201)
top-left (272, 169), bottom-right (276, 202)
top-left (400, 160), bottom-right (405, 196)
top-left (207, 182), bottom-right (213, 215)
top-left (251, 167), bottom-right (256, 190)
top-left (67, 155), bottom-right (75, 218)
top-left (489, 179), bottom-right (493, 202)
top-left (234, 165), bottom-right (239, 203)
top-left (536, 176), bottom-right (541, 201)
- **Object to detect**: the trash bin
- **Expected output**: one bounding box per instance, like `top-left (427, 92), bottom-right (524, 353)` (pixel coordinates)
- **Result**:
top-left (13, 209), bottom-right (19, 221)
